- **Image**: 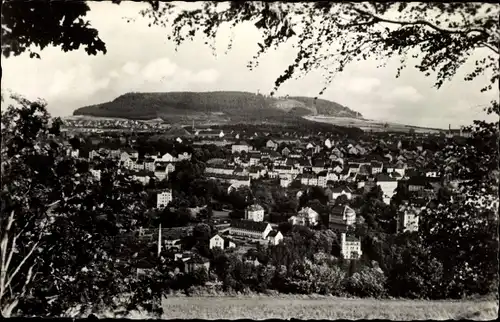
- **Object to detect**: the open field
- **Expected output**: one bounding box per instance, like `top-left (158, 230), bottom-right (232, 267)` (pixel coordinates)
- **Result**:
top-left (304, 115), bottom-right (444, 133)
top-left (161, 295), bottom-right (498, 320)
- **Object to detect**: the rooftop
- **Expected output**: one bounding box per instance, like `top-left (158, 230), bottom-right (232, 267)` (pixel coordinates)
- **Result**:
top-left (331, 186), bottom-right (353, 193)
top-left (267, 230), bottom-right (280, 238)
top-left (246, 204), bottom-right (264, 211)
top-left (231, 219), bottom-right (270, 232)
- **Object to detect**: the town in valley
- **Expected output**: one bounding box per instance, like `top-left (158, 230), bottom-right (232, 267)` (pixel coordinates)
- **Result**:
top-left (1, 0), bottom-right (498, 319)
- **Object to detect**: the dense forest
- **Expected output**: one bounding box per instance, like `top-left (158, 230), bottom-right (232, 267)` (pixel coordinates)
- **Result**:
top-left (73, 91), bottom-right (362, 121)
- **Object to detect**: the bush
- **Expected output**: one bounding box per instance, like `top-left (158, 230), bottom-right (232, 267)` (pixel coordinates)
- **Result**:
top-left (311, 264), bottom-right (346, 296)
top-left (343, 267), bottom-right (387, 298)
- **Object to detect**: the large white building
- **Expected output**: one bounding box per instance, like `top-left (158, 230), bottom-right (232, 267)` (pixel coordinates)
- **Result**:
top-left (232, 141), bottom-right (250, 154)
top-left (229, 220), bottom-right (272, 240)
top-left (245, 204), bottom-right (265, 222)
top-left (288, 207), bottom-right (320, 227)
top-left (341, 233), bottom-right (362, 260)
top-left (157, 190), bottom-right (173, 208)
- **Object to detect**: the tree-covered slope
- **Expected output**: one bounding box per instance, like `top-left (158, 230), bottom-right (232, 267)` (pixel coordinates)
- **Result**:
top-left (73, 91), bottom-right (362, 120)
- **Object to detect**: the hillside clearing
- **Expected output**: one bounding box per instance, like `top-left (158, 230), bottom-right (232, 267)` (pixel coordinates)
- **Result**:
top-left (303, 115), bottom-right (444, 133)
top-left (161, 296), bottom-right (498, 320)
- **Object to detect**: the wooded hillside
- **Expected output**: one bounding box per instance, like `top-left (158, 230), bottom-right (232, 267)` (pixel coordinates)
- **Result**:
top-left (73, 91), bottom-right (362, 121)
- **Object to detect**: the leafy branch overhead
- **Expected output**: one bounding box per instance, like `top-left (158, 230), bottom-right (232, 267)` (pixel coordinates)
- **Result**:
top-left (0, 0), bottom-right (124, 59)
top-left (141, 2), bottom-right (499, 95)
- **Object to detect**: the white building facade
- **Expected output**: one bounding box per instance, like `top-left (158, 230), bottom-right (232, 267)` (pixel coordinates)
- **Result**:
top-left (157, 190), bottom-right (173, 208)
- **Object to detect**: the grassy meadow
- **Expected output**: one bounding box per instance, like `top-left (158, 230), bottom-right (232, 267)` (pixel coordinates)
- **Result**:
top-left (160, 295), bottom-right (498, 320)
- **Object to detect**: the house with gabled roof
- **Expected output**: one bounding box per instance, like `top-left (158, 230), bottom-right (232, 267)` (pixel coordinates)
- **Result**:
top-left (370, 161), bottom-right (383, 174)
top-left (209, 234), bottom-right (225, 250)
top-left (281, 146), bottom-right (291, 157)
top-left (232, 141), bottom-right (250, 154)
top-left (154, 165), bottom-right (168, 180)
top-left (267, 230), bottom-right (284, 245)
top-left (331, 185), bottom-right (353, 201)
top-left (329, 205), bottom-right (356, 231)
top-left (159, 152), bottom-right (175, 163)
top-left (326, 171), bottom-right (339, 182)
top-left (288, 207), bottom-right (319, 227)
top-left (311, 159), bottom-right (326, 174)
top-left (266, 139), bottom-right (279, 151)
top-left (89, 149), bottom-right (103, 161)
top-left (209, 234), bottom-right (236, 250)
top-left (375, 173), bottom-right (398, 204)
top-left (121, 149), bottom-right (139, 161)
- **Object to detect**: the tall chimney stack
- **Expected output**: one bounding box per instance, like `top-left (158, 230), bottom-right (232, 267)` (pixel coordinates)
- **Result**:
top-left (157, 223), bottom-right (162, 258)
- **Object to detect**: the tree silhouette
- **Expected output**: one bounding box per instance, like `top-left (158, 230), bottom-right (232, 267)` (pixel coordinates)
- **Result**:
top-left (1, 95), bottom-right (152, 317)
top-left (142, 2), bottom-right (499, 96)
top-left (1, 0), bottom-right (122, 59)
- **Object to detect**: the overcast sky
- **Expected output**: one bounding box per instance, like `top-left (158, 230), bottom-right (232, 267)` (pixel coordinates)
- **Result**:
top-left (2, 1), bottom-right (498, 129)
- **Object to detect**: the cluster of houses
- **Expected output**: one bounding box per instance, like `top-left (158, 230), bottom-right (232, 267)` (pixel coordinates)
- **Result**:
top-left (62, 129), bottom-right (449, 264)
top-left (137, 226), bottom-right (211, 274)
top-left (62, 117), bottom-right (166, 131)
top-left (202, 138), bottom-right (442, 209)
top-left (85, 148), bottom-right (192, 184)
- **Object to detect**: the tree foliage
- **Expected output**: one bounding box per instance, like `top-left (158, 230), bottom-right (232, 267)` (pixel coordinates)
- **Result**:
top-left (0, 95), bottom-right (151, 317)
top-left (0, 0), bottom-right (125, 59)
top-left (142, 2), bottom-right (499, 95)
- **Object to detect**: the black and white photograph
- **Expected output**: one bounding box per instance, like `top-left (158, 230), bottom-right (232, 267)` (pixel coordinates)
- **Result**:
top-left (1, 0), bottom-right (498, 319)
